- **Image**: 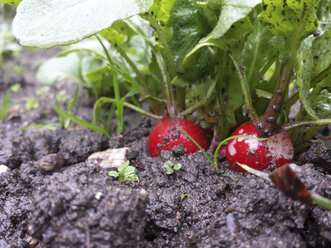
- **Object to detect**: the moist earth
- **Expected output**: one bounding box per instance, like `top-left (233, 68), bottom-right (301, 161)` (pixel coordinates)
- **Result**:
top-left (0, 49), bottom-right (330, 248)
top-left (0, 114), bottom-right (330, 248)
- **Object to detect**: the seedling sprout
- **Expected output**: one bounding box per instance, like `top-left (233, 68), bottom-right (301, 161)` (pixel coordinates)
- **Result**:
top-left (164, 160), bottom-right (182, 175)
top-left (108, 161), bottom-right (139, 183)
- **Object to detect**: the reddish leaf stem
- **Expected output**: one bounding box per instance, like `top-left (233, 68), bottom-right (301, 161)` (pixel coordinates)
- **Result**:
top-left (262, 63), bottom-right (293, 136)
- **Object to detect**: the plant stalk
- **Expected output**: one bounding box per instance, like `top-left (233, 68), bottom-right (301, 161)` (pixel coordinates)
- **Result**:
top-left (154, 51), bottom-right (176, 116)
top-left (175, 86), bottom-right (186, 112)
top-left (115, 45), bottom-right (151, 96)
top-left (144, 15), bottom-right (177, 79)
top-left (282, 118), bottom-right (331, 131)
top-left (262, 63), bottom-right (293, 136)
top-left (228, 52), bottom-right (262, 132)
top-left (145, 14), bottom-right (178, 116)
top-left (311, 193), bottom-right (331, 210)
top-left (93, 97), bottom-right (163, 121)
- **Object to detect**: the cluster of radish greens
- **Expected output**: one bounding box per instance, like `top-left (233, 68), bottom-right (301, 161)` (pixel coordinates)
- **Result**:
top-left (3, 0), bottom-right (330, 175)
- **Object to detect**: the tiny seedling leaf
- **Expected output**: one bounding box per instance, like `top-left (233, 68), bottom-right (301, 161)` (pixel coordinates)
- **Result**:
top-left (108, 171), bottom-right (119, 177)
top-left (180, 194), bottom-right (193, 201)
top-left (174, 163), bottom-right (182, 171)
top-left (123, 165), bottom-right (136, 175)
top-left (124, 173), bottom-right (139, 182)
top-left (164, 160), bottom-right (174, 174)
top-left (111, 161), bottom-right (139, 183)
top-left (118, 160), bottom-right (130, 172)
top-left (166, 168), bottom-right (174, 175)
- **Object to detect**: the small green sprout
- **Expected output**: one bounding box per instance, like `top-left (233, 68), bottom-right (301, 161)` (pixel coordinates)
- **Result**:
top-left (164, 160), bottom-right (182, 175)
top-left (25, 97), bottom-right (40, 110)
top-left (108, 161), bottom-right (139, 183)
top-left (10, 84), bottom-right (21, 93)
top-left (180, 194), bottom-right (193, 201)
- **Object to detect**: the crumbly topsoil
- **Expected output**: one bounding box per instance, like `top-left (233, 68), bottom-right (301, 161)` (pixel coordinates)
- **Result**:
top-left (0, 49), bottom-right (330, 248)
top-left (0, 113), bottom-right (330, 248)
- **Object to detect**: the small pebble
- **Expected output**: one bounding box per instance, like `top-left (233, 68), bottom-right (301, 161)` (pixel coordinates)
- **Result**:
top-left (0, 164), bottom-right (9, 174)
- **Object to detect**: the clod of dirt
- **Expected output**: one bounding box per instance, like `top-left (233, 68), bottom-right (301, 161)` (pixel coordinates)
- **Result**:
top-left (298, 140), bottom-right (331, 173)
top-left (0, 163), bottom-right (42, 248)
top-left (171, 144), bottom-right (187, 156)
top-left (27, 164), bottom-right (148, 248)
top-left (0, 135), bottom-right (35, 169)
top-left (57, 129), bottom-right (109, 165)
top-left (37, 153), bottom-right (64, 173)
top-left (197, 164), bottom-right (331, 248)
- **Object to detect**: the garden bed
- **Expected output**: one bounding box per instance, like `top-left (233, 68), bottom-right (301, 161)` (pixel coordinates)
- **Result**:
top-left (1, 1), bottom-right (331, 247)
top-left (0, 55), bottom-right (330, 247)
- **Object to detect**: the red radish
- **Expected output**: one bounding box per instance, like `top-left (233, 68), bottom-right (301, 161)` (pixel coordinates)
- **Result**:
top-left (148, 119), bottom-right (208, 157)
top-left (218, 145), bottom-right (227, 156)
top-left (155, 115), bottom-right (169, 126)
top-left (202, 127), bottom-right (214, 136)
top-left (226, 122), bottom-right (293, 172)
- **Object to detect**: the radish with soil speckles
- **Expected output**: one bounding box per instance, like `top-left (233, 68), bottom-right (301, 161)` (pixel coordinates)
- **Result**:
top-left (148, 119), bottom-right (208, 157)
top-left (226, 122), bottom-right (293, 173)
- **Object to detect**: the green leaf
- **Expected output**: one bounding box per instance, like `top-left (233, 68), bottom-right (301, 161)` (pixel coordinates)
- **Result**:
top-left (85, 67), bottom-right (110, 82)
top-left (174, 163), bottom-right (182, 171)
top-left (108, 171), bottom-right (119, 177)
top-left (101, 20), bottom-right (137, 46)
top-left (164, 160), bottom-right (174, 174)
top-left (184, 16), bottom-right (255, 68)
top-left (180, 194), bottom-right (193, 201)
top-left (37, 50), bottom-right (106, 88)
top-left (124, 165), bottom-right (136, 175)
top-left (297, 39), bottom-right (319, 120)
top-left (0, 0), bottom-right (21, 5)
top-left (316, 0), bottom-right (330, 36)
top-left (166, 0), bottom-right (214, 80)
top-left (13, 0), bottom-right (153, 48)
top-left (25, 97), bottom-right (39, 110)
top-left (118, 161), bottom-right (130, 172)
top-left (313, 89), bottom-right (331, 118)
top-left (312, 26), bottom-right (331, 72)
top-left (241, 9), bottom-right (282, 88)
top-left (37, 53), bottom-right (86, 86)
top-left (184, 0), bottom-right (260, 65)
top-left (149, 0), bottom-right (176, 23)
top-left (204, 0), bottom-right (260, 41)
top-left (164, 160), bottom-right (173, 167)
top-left (165, 167), bottom-right (174, 175)
top-left (124, 173), bottom-right (139, 182)
top-left (259, 0), bottom-right (319, 42)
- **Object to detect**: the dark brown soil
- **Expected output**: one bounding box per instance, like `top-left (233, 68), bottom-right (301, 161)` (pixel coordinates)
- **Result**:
top-left (0, 48), bottom-right (330, 248)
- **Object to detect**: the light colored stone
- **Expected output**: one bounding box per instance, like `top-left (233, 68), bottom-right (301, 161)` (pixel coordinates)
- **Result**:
top-left (0, 164), bottom-right (9, 174)
top-left (289, 163), bottom-right (301, 173)
top-left (87, 147), bottom-right (131, 169)
top-left (95, 192), bottom-right (104, 201)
